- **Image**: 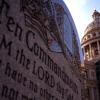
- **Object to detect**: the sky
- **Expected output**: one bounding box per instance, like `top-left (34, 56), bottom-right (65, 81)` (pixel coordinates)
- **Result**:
top-left (63, 0), bottom-right (100, 41)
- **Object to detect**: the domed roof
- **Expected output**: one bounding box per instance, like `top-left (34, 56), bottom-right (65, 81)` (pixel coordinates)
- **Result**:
top-left (81, 10), bottom-right (100, 44)
top-left (84, 10), bottom-right (100, 34)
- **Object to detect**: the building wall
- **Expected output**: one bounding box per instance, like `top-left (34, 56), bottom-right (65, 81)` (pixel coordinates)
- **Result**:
top-left (80, 60), bottom-right (99, 100)
top-left (96, 61), bottom-right (100, 96)
top-left (81, 10), bottom-right (100, 100)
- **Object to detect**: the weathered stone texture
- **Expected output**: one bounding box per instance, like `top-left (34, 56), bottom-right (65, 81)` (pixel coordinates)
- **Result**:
top-left (0, 0), bottom-right (81, 100)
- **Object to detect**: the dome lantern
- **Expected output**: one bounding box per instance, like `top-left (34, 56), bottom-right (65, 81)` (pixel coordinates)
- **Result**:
top-left (92, 10), bottom-right (100, 21)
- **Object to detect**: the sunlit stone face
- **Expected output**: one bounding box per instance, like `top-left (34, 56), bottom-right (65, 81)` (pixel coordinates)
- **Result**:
top-left (63, 13), bottom-right (73, 53)
top-left (50, 0), bottom-right (78, 58)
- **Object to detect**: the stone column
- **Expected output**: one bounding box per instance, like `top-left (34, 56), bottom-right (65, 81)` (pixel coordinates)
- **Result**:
top-left (97, 41), bottom-right (100, 54)
top-left (89, 44), bottom-right (92, 59)
top-left (82, 47), bottom-right (85, 58)
top-left (90, 88), bottom-right (94, 100)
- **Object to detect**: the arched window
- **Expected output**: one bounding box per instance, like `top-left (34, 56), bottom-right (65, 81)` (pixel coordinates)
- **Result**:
top-left (93, 33), bottom-right (96, 37)
top-left (87, 35), bottom-right (90, 39)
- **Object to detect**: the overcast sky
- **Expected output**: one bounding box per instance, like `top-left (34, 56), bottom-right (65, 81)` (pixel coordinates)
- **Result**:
top-left (63, 0), bottom-right (100, 41)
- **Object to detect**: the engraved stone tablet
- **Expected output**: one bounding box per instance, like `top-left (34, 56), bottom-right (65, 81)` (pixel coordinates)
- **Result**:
top-left (0, 0), bottom-right (82, 100)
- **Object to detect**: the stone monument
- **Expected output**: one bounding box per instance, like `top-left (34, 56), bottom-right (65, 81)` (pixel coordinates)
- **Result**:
top-left (0, 0), bottom-right (82, 100)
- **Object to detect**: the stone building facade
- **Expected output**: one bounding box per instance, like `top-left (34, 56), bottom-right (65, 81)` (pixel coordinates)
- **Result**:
top-left (0, 0), bottom-right (82, 100)
top-left (81, 10), bottom-right (100, 100)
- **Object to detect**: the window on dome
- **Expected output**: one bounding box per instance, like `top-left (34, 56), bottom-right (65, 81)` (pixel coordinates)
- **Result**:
top-left (87, 35), bottom-right (90, 39)
top-left (84, 37), bottom-right (86, 41)
top-left (93, 33), bottom-right (96, 37)
top-left (91, 42), bottom-right (98, 57)
top-left (99, 32), bottom-right (100, 35)
top-left (95, 49), bottom-right (98, 55)
top-left (84, 45), bottom-right (90, 59)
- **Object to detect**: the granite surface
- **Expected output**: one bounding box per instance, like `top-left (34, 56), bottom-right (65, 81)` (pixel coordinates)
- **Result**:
top-left (0, 0), bottom-right (81, 100)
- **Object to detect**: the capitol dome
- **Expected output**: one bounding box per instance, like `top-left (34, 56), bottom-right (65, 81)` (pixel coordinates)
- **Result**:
top-left (81, 10), bottom-right (100, 62)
